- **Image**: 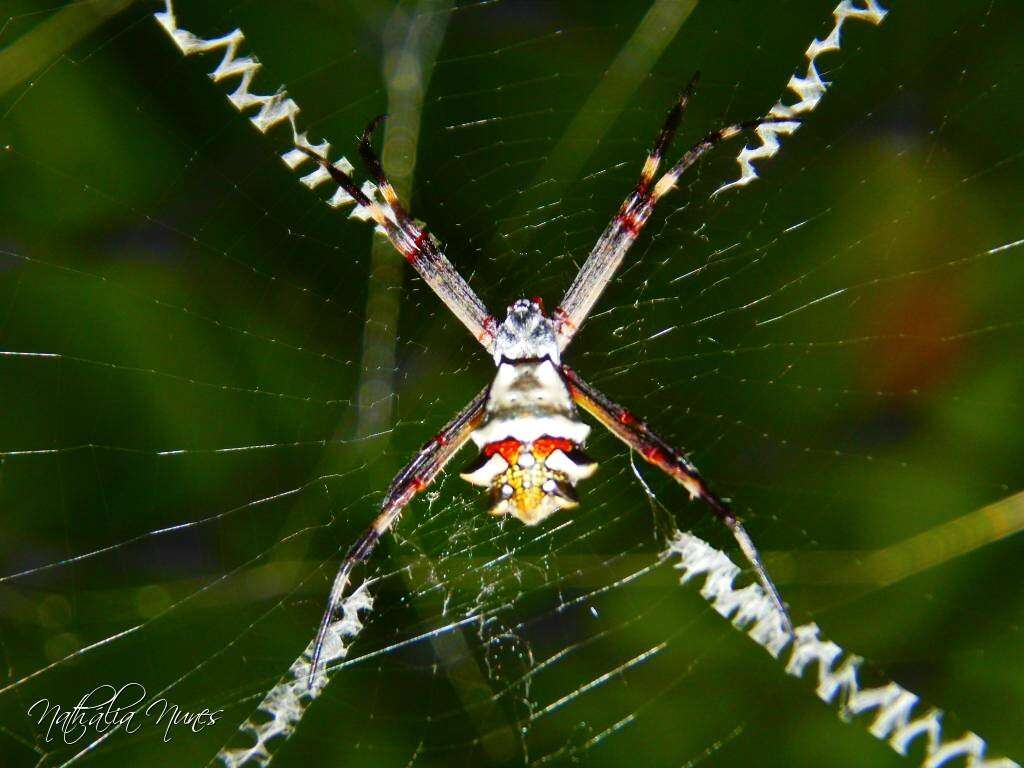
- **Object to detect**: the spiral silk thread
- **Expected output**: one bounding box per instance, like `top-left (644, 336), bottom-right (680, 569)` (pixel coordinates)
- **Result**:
top-left (667, 531), bottom-right (1018, 768)
top-left (154, 0), bottom-right (379, 219)
top-left (713, 0), bottom-right (888, 196)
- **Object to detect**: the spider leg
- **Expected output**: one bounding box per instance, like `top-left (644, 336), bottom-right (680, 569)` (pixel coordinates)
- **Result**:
top-left (561, 364), bottom-right (792, 633)
top-left (298, 122), bottom-right (497, 352)
top-left (553, 74), bottom-right (787, 351)
top-left (308, 386), bottom-right (489, 685)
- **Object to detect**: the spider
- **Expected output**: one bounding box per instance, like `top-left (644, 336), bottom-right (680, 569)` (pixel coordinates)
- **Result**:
top-left (299, 72), bottom-right (792, 681)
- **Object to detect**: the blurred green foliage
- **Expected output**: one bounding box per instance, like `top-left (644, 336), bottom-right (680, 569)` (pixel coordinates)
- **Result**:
top-left (0, 1), bottom-right (1022, 766)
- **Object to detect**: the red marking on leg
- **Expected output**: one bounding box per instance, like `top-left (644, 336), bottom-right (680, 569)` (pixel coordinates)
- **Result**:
top-left (531, 297), bottom-right (546, 315)
top-left (484, 438), bottom-right (522, 465)
top-left (552, 307), bottom-right (576, 331)
top-left (642, 446), bottom-right (665, 463)
top-left (412, 477), bottom-right (428, 491)
top-left (478, 315), bottom-right (497, 344)
top-left (616, 211), bottom-right (641, 237)
top-left (532, 436), bottom-right (575, 458)
top-left (400, 230), bottom-right (430, 264)
top-left (433, 433), bottom-right (448, 446)
top-left (617, 410), bottom-right (636, 426)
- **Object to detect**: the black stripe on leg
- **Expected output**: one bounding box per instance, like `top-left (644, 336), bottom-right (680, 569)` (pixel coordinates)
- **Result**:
top-left (297, 146), bottom-right (374, 208)
top-left (640, 71), bottom-right (700, 188)
top-left (347, 528), bottom-right (381, 564)
top-left (358, 114), bottom-right (389, 186)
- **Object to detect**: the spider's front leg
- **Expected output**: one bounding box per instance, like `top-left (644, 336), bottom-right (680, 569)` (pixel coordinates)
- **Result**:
top-left (561, 365), bottom-right (792, 633)
top-left (308, 387), bottom-right (488, 684)
top-left (298, 118), bottom-right (498, 353)
top-left (554, 73), bottom-right (790, 351)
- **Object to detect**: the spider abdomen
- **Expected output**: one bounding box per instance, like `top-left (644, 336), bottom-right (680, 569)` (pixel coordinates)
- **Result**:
top-left (461, 357), bottom-right (596, 525)
top-left (460, 434), bottom-right (597, 525)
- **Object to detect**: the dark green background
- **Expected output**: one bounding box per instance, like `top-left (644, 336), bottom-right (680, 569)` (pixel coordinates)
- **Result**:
top-left (1, 1), bottom-right (1022, 766)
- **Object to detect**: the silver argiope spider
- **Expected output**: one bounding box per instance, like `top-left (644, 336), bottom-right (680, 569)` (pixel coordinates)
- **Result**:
top-left (300, 72), bottom-right (793, 681)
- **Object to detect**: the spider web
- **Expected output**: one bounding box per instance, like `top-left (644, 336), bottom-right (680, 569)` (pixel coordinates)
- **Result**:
top-left (1, 1), bottom-right (1023, 766)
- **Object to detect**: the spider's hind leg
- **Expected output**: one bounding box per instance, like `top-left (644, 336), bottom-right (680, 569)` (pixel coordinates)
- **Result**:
top-left (307, 387), bottom-right (489, 685)
top-left (561, 364), bottom-right (792, 635)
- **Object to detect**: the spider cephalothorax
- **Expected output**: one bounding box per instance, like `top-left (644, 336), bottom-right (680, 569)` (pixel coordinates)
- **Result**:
top-left (460, 299), bottom-right (597, 524)
top-left (296, 72), bottom-right (794, 681)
